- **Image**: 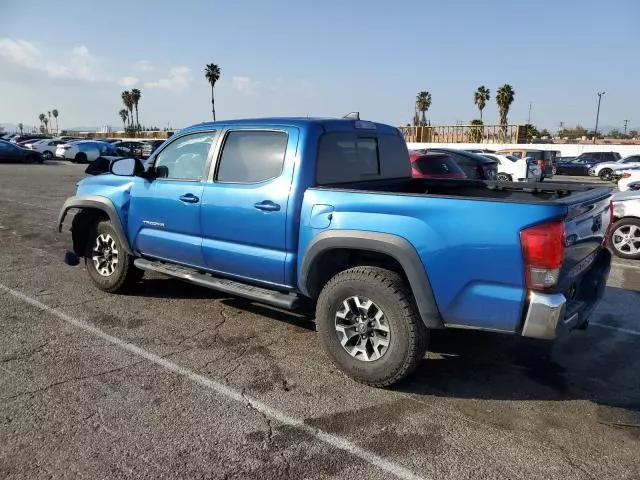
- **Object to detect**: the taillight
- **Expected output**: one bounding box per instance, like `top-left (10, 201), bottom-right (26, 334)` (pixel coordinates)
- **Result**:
top-left (622, 173), bottom-right (631, 178)
top-left (520, 221), bottom-right (565, 291)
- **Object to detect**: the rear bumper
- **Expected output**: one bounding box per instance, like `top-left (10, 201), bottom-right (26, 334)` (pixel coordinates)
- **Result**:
top-left (521, 248), bottom-right (611, 340)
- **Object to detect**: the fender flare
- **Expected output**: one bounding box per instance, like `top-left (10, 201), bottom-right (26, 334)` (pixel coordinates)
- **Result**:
top-left (57, 195), bottom-right (132, 254)
top-left (299, 230), bottom-right (443, 328)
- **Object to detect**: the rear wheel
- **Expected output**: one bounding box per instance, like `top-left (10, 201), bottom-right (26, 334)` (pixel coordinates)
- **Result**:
top-left (84, 220), bottom-right (144, 293)
top-left (42, 151), bottom-right (53, 160)
top-left (315, 266), bottom-right (429, 387)
top-left (599, 168), bottom-right (613, 181)
top-left (609, 218), bottom-right (640, 260)
top-left (75, 152), bottom-right (88, 164)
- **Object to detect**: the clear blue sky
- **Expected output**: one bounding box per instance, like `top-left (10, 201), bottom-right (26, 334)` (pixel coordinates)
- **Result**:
top-left (1, 0), bottom-right (638, 131)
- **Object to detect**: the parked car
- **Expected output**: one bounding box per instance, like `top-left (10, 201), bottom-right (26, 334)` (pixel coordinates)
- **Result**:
top-left (424, 148), bottom-right (498, 180)
top-left (0, 139), bottom-right (44, 163)
top-left (57, 140), bottom-right (120, 163)
top-left (555, 157), bottom-right (597, 176)
top-left (556, 151), bottom-right (621, 177)
top-left (10, 134), bottom-right (50, 145)
top-left (112, 141), bottom-right (146, 157)
top-left (25, 138), bottom-right (68, 159)
top-left (57, 116), bottom-right (613, 387)
top-left (481, 153), bottom-right (540, 182)
top-left (140, 140), bottom-right (165, 159)
top-left (609, 190), bottom-right (640, 259)
top-left (495, 148), bottom-right (557, 180)
top-left (616, 169), bottom-right (640, 192)
top-left (588, 154), bottom-right (640, 181)
top-left (409, 151), bottom-right (466, 179)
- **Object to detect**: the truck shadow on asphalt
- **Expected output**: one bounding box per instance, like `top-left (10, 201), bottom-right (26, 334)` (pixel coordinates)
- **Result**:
top-left (397, 326), bottom-right (640, 417)
top-left (133, 278), bottom-right (639, 416)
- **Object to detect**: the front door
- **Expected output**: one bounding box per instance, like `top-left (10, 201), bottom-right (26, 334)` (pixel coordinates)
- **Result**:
top-left (127, 130), bottom-right (217, 267)
top-left (200, 128), bottom-right (298, 286)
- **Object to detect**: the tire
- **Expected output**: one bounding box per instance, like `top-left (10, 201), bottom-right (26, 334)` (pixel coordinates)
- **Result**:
top-left (43, 151), bottom-right (53, 160)
top-left (315, 266), bottom-right (429, 387)
top-left (84, 220), bottom-right (144, 293)
top-left (608, 218), bottom-right (640, 260)
top-left (75, 152), bottom-right (88, 164)
top-left (497, 173), bottom-right (511, 182)
top-left (599, 168), bottom-right (613, 181)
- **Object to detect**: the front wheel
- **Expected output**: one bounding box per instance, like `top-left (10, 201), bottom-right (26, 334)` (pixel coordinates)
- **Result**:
top-left (497, 173), bottom-right (512, 182)
top-left (315, 266), bottom-right (428, 387)
top-left (43, 151), bottom-right (53, 160)
top-left (599, 168), bottom-right (613, 181)
top-left (609, 218), bottom-right (640, 260)
top-left (84, 220), bottom-right (144, 293)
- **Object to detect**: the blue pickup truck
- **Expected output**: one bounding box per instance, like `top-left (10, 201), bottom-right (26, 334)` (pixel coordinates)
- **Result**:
top-left (58, 116), bottom-right (613, 387)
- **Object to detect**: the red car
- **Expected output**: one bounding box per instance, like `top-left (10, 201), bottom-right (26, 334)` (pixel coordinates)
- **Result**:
top-left (409, 151), bottom-right (467, 180)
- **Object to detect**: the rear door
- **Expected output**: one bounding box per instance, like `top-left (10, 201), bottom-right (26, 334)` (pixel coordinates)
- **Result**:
top-left (199, 127), bottom-right (298, 286)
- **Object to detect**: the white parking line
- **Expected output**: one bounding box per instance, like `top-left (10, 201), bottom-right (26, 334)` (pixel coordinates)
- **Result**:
top-left (0, 283), bottom-right (428, 480)
top-left (590, 322), bottom-right (640, 337)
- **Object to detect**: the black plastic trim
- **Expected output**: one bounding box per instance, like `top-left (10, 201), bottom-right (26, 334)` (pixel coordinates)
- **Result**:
top-left (300, 230), bottom-right (443, 328)
top-left (57, 195), bottom-right (132, 254)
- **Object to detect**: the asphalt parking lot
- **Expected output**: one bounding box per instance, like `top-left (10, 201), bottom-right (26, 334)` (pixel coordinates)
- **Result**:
top-left (1, 162), bottom-right (639, 480)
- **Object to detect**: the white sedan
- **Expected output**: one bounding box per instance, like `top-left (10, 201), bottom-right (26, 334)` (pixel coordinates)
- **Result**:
top-left (617, 168), bottom-right (640, 192)
top-left (56, 140), bottom-right (120, 163)
top-left (481, 153), bottom-right (541, 182)
top-left (588, 154), bottom-right (640, 180)
top-left (26, 139), bottom-right (68, 160)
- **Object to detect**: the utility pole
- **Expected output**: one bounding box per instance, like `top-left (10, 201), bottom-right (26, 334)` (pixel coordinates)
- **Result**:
top-left (594, 91), bottom-right (605, 144)
top-left (623, 119), bottom-right (630, 136)
top-left (528, 101), bottom-right (532, 124)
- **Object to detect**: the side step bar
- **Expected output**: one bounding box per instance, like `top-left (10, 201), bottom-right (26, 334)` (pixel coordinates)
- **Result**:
top-left (134, 258), bottom-right (301, 310)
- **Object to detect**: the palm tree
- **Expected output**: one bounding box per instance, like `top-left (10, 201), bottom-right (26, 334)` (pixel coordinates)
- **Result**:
top-left (52, 109), bottom-right (59, 133)
top-left (118, 109), bottom-right (129, 131)
top-left (121, 91), bottom-right (134, 127)
top-left (18, 123), bottom-right (24, 135)
top-left (47, 111), bottom-right (52, 133)
top-left (38, 113), bottom-right (45, 130)
top-left (415, 91), bottom-right (432, 126)
top-left (204, 63), bottom-right (221, 121)
top-left (43, 117), bottom-right (49, 133)
top-left (474, 86), bottom-right (490, 121)
top-left (496, 84), bottom-right (515, 129)
top-left (130, 88), bottom-right (141, 130)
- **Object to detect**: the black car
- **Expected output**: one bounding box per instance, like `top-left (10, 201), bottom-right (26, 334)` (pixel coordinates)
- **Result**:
top-left (556, 151), bottom-right (622, 176)
top-left (0, 140), bottom-right (44, 163)
top-left (426, 148), bottom-right (498, 180)
top-left (140, 140), bottom-right (165, 159)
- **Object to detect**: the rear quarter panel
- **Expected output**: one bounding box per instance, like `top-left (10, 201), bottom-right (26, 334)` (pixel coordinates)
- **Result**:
top-left (299, 189), bottom-right (567, 332)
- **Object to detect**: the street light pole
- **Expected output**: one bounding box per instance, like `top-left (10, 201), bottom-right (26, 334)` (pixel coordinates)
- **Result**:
top-left (594, 91), bottom-right (605, 144)
top-left (528, 101), bottom-right (532, 124)
top-left (623, 119), bottom-right (630, 136)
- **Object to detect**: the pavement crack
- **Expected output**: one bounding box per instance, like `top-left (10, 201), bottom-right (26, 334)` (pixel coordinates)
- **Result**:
top-left (3, 359), bottom-right (145, 401)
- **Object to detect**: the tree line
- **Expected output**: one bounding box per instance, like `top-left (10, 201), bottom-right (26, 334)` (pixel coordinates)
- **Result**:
top-left (413, 85), bottom-right (515, 128)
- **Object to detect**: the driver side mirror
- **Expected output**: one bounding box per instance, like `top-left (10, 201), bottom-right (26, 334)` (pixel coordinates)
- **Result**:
top-left (109, 157), bottom-right (145, 177)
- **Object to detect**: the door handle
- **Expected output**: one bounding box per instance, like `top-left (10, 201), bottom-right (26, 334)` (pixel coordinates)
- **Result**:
top-left (254, 200), bottom-right (281, 212)
top-left (179, 193), bottom-right (199, 204)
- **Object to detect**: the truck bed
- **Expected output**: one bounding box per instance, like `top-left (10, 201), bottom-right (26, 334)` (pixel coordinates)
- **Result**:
top-left (315, 177), bottom-right (612, 205)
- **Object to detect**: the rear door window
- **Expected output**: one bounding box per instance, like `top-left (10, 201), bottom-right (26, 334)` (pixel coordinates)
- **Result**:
top-left (316, 131), bottom-right (409, 184)
top-left (216, 130), bottom-right (288, 183)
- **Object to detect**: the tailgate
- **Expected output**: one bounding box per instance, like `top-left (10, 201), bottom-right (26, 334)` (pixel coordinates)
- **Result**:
top-left (558, 192), bottom-right (612, 290)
